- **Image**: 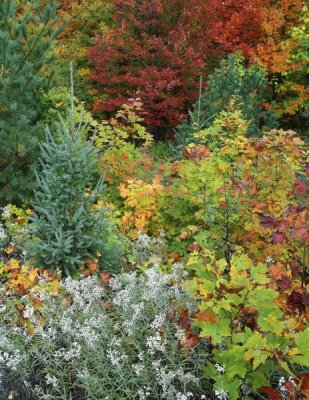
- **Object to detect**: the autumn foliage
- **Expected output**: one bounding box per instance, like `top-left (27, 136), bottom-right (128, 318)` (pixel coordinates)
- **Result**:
top-left (86, 0), bottom-right (307, 133)
top-left (0, 1), bottom-right (308, 398)
top-left (120, 107), bottom-right (308, 274)
top-left (114, 106), bottom-right (308, 398)
top-left (89, 0), bottom-right (210, 130)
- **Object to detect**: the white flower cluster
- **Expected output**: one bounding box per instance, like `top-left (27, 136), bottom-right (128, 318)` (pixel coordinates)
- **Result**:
top-left (75, 315), bottom-right (106, 347)
top-left (59, 315), bottom-right (74, 334)
top-left (133, 363), bottom-right (144, 376)
top-left (54, 342), bottom-right (81, 361)
top-left (175, 328), bottom-right (186, 344)
top-left (23, 305), bottom-right (35, 319)
top-left (110, 264), bottom-right (193, 341)
top-left (77, 367), bottom-right (91, 381)
top-left (265, 256), bottom-right (274, 265)
top-left (142, 263), bottom-right (189, 306)
top-left (152, 360), bottom-right (198, 398)
top-left (1, 206), bottom-right (10, 219)
top-left (176, 392), bottom-right (194, 400)
top-left (46, 373), bottom-right (58, 388)
top-left (61, 275), bottom-right (104, 313)
top-left (0, 223), bottom-right (7, 242)
top-left (151, 313), bottom-right (166, 330)
top-left (37, 326), bottom-right (57, 341)
top-left (138, 385), bottom-right (151, 399)
top-left (0, 349), bottom-right (21, 371)
top-left (215, 389), bottom-right (229, 400)
top-left (0, 330), bottom-right (21, 372)
top-left (132, 232), bottom-right (165, 266)
top-left (107, 347), bottom-right (128, 367)
top-left (146, 332), bottom-right (167, 355)
top-left (215, 363), bottom-right (225, 374)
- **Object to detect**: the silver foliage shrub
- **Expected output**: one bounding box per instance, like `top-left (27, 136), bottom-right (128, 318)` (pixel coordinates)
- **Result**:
top-left (0, 262), bottom-right (212, 399)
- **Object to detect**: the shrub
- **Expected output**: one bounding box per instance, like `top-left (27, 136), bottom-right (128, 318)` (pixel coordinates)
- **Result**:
top-left (120, 176), bottom-right (165, 239)
top-left (96, 100), bottom-right (154, 202)
top-left (186, 250), bottom-right (309, 400)
top-left (120, 106), bottom-right (308, 266)
top-left (0, 264), bottom-right (211, 399)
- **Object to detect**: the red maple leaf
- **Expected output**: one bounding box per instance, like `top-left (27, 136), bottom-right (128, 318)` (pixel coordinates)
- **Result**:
top-left (259, 387), bottom-right (283, 400)
top-left (259, 214), bottom-right (276, 228)
top-left (292, 227), bottom-right (308, 240)
top-left (272, 232), bottom-right (287, 244)
top-left (294, 180), bottom-right (309, 197)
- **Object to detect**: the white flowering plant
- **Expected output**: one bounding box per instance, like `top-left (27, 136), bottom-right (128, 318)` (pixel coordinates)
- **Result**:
top-left (0, 264), bottom-right (213, 399)
top-left (129, 231), bottom-right (170, 269)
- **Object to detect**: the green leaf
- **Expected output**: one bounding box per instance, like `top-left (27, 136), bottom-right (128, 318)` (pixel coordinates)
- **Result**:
top-left (217, 346), bottom-right (248, 379)
top-left (251, 262), bottom-right (269, 284)
top-left (266, 334), bottom-right (288, 351)
top-left (197, 310), bottom-right (230, 344)
top-left (247, 371), bottom-right (269, 390)
top-left (295, 329), bottom-right (309, 354)
top-left (214, 375), bottom-right (241, 400)
top-left (204, 363), bottom-right (217, 380)
top-left (257, 313), bottom-right (285, 334)
top-left (278, 361), bottom-right (294, 375)
top-left (232, 253), bottom-right (253, 271)
top-left (253, 350), bottom-right (269, 370)
top-left (248, 286), bottom-right (279, 315)
top-left (290, 355), bottom-right (309, 367)
top-left (244, 331), bottom-right (265, 349)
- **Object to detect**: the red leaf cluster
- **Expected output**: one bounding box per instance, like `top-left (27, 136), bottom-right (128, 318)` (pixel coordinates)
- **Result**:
top-left (90, 0), bottom-right (214, 129)
top-left (178, 308), bottom-right (200, 348)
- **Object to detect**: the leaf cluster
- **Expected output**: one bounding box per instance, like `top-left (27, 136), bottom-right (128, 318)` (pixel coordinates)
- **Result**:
top-left (186, 251), bottom-right (309, 399)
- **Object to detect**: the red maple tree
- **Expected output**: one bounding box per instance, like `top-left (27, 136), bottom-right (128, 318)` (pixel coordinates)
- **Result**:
top-left (89, 0), bottom-right (215, 132)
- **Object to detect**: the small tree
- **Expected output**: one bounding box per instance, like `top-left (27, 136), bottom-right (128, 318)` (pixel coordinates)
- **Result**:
top-left (28, 118), bottom-right (115, 276)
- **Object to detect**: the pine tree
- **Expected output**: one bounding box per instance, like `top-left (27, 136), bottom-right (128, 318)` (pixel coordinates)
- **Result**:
top-left (0, 0), bottom-right (62, 205)
top-left (28, 117), bottom-right (118, 276)
top-left (173, 55), bottom-right (277, 157)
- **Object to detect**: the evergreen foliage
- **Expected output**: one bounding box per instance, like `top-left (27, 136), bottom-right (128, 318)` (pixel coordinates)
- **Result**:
top-left (173, 55), bottom-right (277, 157)
top-left (0, 0), bottom-right (62, 205)
top-left (28, 119), bottom-right (116, 276)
